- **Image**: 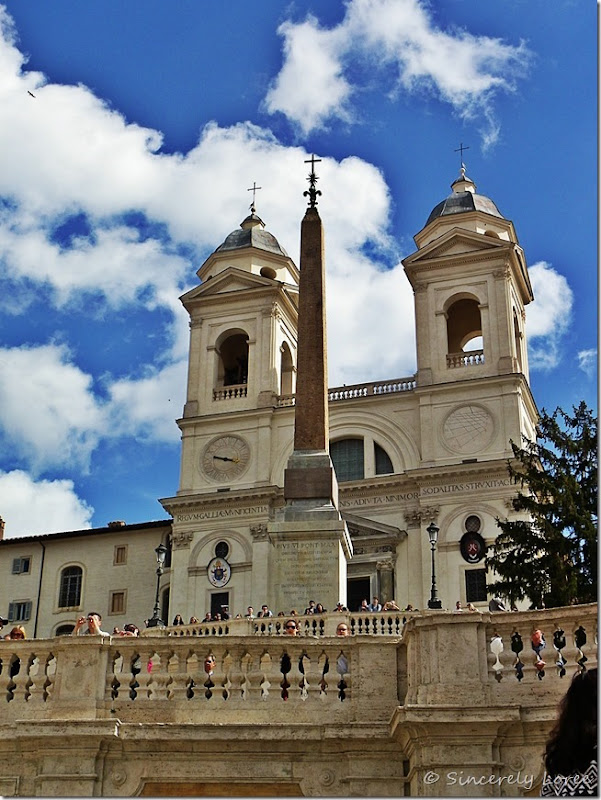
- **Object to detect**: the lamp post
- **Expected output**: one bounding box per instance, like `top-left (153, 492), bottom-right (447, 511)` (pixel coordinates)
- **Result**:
top-left (147, 542), bottom-right (168, 627)
top-left (426, 522), bottom-right (442, 609)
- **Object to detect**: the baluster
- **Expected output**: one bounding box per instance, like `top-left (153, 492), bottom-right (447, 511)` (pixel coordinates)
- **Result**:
top-left (531, 627), bottom-right (547, 680)
top-left (511, 631), bottom-right (524, 681)
top-left (318, 652), bottom-right (329, 697)
top-left (166, 651), bottom-right (180, 700)
top-left (490, 633), bottom-right (504, 681)
top-left (336, 651), bottom-right (349, 701)
top-left (298, 653), bottom-right (310, 700)
top-left (552, 628), bottom-right (568, 678)
top-left (203, 652), bottom-right (216, 700)
top-left (239, 652), bottom-right (252, 701)
top-left (109, 652), bottom-right (123, 701)
top-left (184, 651), bottom-right (199, 700)
top-left (7, 651), bottom-right (25, 702)
top-left (574, 625), bottom-right (588, 670)
top-left (222, 651), bottom-right (233, 700)
top-left (280, 652), bottom-right (291, 700)
top-left (259, 652), bottom-right (271, 700)
top-left (26, 652), bottom-right (51, 703)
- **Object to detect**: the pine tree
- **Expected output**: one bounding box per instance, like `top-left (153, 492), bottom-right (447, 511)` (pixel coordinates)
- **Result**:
top-left (487, 402), bottom-right (597, 608)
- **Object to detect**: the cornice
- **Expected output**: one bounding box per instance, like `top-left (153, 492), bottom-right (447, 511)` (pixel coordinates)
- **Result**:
top-left (161, 486), bottom-right (281, 515)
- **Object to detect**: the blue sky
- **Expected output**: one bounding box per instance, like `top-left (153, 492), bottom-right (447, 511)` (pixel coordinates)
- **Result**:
top-left (0, 0), bottom-right (596, 538)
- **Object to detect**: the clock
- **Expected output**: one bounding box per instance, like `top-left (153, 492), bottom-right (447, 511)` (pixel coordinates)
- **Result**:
top-left (201, 435), bottom-right (251, 481)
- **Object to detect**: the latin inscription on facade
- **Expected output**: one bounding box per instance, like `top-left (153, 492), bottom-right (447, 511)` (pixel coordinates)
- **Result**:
top-left (340, 492), bottom-right (418, 509)
top-left (175, 506), bottom-right (268, 523)
top-left (420, 478), bottom-right (510, 496)
top-left (340, 479), bottom-right (511, 509)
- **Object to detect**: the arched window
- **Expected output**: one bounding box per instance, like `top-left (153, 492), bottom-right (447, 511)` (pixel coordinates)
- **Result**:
top-left (375, 442), bottom-right (394, 475)
top-left (330, 439), bottom-right (364, 481)
top-left (56, 624), bottom-right (75, 636)
top-left (446, 296), bottom-right (484, 368)
top-left (218, 333), bottom-right (249, 387)
top-left (446, 297), bottom-right (482, 352)
top-left (331, 438), bottom-right (395, 481)
top-left (280, 342), bottom-right (294, 395)
top-left (58, 566), bottom-right (82, 608)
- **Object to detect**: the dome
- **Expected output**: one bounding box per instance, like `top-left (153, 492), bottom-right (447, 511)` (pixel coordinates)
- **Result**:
top-left (425, 167), bottom-right (505, 227)
top-left (215, 209), bottom-right (289, 258)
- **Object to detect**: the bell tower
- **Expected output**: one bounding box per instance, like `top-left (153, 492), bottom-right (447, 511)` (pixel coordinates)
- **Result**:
top-left (403, 166), bottom-right (533, 388)
top-left (161, 202), bottom-right (301, 618)
top-left (174, 205), bottom-right (299, 496)
top-left (403, 165), bottom-right (538, 467)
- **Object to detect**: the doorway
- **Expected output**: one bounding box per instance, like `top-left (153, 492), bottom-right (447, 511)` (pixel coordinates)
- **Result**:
top-left (347, 577), bottom-right (371, 613)
top-left (210, 591), bottom-right (229, 619)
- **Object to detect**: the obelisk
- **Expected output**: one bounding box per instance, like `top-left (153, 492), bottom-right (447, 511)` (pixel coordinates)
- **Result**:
top-left (268, 157), bottom-right (352, 613)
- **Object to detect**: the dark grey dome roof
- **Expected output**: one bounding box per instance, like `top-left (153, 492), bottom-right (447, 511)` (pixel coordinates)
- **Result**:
top-left (215, 212), bottom-right (289, 258)
top-left (425, 168), bottom-right (505, 227)
top-left (426, 191), bottom-right (504, 226)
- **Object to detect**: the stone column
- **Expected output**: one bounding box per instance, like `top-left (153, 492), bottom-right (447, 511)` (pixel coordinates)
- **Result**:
top-left (377, 558), bottom-right (395, 604)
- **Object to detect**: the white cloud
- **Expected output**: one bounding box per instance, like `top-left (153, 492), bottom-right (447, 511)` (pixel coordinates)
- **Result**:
top-left (0, 343), bottom-right (105, 472)
top-left (577, 349), bottom-right (597, 378)
top-left (526, 262), bottom-right (573, 371)
top-left (265, 0), bottom-right (530, 144)
top-left (108, 361), bottom-right (188, 443)
top-left (0, 222), bottom-right (190, 312)
top-left (264, 17), bottom-right (352, 136)
top-left (0, 469), bottom-right (93, 538)
top-left (0, 342), bottom-right (192, 470)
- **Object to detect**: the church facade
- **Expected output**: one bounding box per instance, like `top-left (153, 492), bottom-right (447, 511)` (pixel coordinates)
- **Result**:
top-left (162, 164), bottom-right (536, 623)
top-left (2, 167), bottom-right (596, 800)
top-left (0, 167), bottom-right (537, 633)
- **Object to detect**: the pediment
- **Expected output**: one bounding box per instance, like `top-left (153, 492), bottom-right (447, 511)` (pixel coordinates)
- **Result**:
top-left (181, 267), bottom-right (288, 303)
top-left (404, 228), bottom-right (508, 267)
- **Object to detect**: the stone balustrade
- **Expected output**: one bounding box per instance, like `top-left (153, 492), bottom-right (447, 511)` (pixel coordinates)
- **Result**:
top-left (396, 603), bottom-right (597, 709)
top-left (483, 603), bottom-right (597, 687)
top-left (446, 349), bottom-right (485, 368)
top-left (0, 626), bottom-right (399, 727)
top-left (276, 376), bottom-right (417, 407)
top-left (212, 384), bottom-right (248, 400)
top-left (0, 605), bottom-right (596, 796)
top-left (162, 611), bottom-right (408, 638)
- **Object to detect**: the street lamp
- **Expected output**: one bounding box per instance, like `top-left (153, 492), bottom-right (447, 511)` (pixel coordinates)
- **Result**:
top-left (426, 522), bottom-right (442, 610)
top-left (147, 541), bottom-right (169, 627)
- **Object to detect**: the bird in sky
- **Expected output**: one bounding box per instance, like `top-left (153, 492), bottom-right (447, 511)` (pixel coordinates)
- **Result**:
top-left (27, 90), bottom-right (36, 98)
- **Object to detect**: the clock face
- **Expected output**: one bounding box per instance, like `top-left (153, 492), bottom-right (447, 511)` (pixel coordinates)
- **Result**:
top-left (201, 435), bottom-right (251, 482)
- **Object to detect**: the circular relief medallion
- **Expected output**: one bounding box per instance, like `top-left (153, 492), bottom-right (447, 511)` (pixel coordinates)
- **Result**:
top-left (200, 434), bottom-right (251, 481)
top-left (442, 405), bottom-right (493, 454)
top-left (207, 557), bottom-right (231, 588)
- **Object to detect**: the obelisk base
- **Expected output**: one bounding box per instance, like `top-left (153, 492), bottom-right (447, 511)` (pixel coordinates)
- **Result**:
top-left (283, 450), bottom-right (339, 511)
top-left (268, 450), bottom-right (352, 612)
top-left (268, 518), bottom-right (352, 614)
